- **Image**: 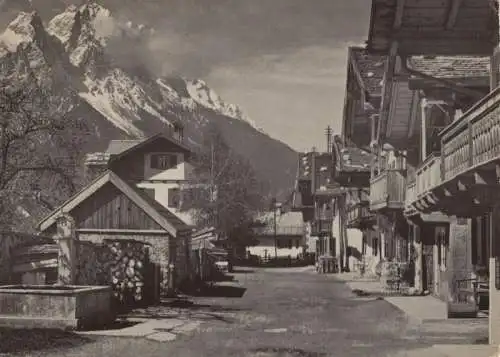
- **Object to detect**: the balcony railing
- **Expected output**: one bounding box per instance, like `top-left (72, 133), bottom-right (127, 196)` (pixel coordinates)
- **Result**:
top-left (311, 219), bottom-right (332, 236)
top-left (416, 153), bottom-right (442, 198)
top-left (441, 87), bottom-right (500, 182)
top-left (369, 170), bottom-right (406, 211)
top-left (347, 204), bottom-right (374, 228)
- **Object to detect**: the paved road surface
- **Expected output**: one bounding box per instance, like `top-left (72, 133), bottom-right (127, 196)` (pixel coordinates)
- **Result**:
top-left (6, 267), bottom-right (487, 357)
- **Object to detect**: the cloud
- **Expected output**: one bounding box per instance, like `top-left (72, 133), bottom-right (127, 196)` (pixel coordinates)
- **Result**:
top-left (101, 0), bottom-right (370, 77)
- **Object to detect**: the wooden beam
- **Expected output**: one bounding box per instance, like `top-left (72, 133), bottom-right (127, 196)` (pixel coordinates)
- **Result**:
top-left (394, 0), bottom-right (406, 30)
top-left (12, 258), bottom-right (58, 273)
top-left (457, 180), bottom-right (467, 191)
top-left (445, 0), bottom-right (463, 29)
top-left (474, 170), bottom-right (497, 185)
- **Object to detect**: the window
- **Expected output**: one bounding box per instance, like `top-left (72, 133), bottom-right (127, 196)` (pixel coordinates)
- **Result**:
top-left (373, 238), bottom-right (379, 256)
top-left (168, 188), bottom-right (181, 208)
top-left (295, 239), bottom-right (300, 249)
top-left (150, 153), bottom-right (178, 170)
top-left (288, 239), bottom-right (293, 249)
top-left (330, 237), bottom-right (336, 256)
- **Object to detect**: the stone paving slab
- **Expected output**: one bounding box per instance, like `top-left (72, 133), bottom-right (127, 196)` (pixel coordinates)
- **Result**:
top-left (385, 296), bottom-right (447, 323)
top-left (77, 318), bottom-right (189, 338)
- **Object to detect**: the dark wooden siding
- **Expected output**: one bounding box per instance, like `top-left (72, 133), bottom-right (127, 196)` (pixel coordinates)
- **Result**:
top-left (72, 183), bottom-right (163, 230)
top-left (110, 150), bottom-right (145, 182)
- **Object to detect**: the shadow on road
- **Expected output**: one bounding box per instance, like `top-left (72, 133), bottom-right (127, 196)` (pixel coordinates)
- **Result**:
top-left (232, 268), bottom-right (255, 273)
top-left (250, 347), bottom-right (326, 357)
top-left (0, 328), bottom-right (93, 355)
top-left (193, 285), bottom-right (247, 298)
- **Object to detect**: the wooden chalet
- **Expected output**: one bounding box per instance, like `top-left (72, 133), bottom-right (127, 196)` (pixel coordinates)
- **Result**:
top-left (341, 46), bottom-right (386, 150)
top-left (311, 152), bottom-right (337, 253)
top-left (292, 152), bottom-right (315, 223)
top-left (334, 47), bottom-right (384, 273)
top-left (366, 0), bottom-right (500, 344)
top-left (38, 133), bottom-right (195, 295)
top-left (367, 0), bottom-right (497, 56)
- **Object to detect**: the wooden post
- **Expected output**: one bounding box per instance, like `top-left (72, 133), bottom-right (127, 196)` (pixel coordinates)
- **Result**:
top-left (489, 202), bottom-right (500, 345)
top-left (414, 224), bottom-right (423, 292)
top-left (421, 98), bottom-right (428, 161)
top-left (55, 214), bottom-right (77, 285)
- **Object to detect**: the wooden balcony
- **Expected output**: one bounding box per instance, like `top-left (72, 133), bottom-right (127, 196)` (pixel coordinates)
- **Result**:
top-left (346, 203), bottom-right (375, 229)
top-left (404, 181), bottom-right (417, 216)
top-left (369, 170), bottom-right (406, 211)
top-left (416, 153), bottom-right (442, 198)
top-left (311, 219), bottom-right (332, 237)
top-left (413, 87), bottom-right (500, 217)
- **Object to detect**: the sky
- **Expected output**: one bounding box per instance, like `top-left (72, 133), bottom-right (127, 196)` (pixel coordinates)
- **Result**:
top-left (138, 0), bottom-right (372, 152)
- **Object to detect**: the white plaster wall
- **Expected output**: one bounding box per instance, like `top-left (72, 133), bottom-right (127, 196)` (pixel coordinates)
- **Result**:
top-left (143, 152), bottom-right (187, 181)
top-left (136, 182), bottom-right (195, 225)
top-left (249, 237), bottom-right (305, 259)
top-left (347, 228), bottom-right (363, 271)
top-left (489, 258), bottom-right (500, 345)
top-left (331, 212), bottom-right (341, 258)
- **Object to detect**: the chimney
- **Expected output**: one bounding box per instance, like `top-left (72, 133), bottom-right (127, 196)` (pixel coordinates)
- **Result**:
top-left (84, 152), bottom-right (110, 181)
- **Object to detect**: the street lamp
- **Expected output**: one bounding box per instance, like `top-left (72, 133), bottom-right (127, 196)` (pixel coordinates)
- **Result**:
top-left (271, 199), bottom-right (281, 259)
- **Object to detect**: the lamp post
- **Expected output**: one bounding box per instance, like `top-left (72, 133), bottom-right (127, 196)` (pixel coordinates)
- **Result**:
top-left (271, 198), bottom-right (281, 259)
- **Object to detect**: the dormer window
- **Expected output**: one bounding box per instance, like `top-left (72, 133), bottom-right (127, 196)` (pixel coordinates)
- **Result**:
top-left (150, 153), bottom-right (178, 170)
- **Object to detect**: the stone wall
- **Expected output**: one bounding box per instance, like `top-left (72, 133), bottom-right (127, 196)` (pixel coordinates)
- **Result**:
top-left (0, 232), bottom-right (54, 283)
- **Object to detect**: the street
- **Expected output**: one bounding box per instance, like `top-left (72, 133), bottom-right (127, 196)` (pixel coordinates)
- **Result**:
top-left (6, 267), bottom-right (487, 357)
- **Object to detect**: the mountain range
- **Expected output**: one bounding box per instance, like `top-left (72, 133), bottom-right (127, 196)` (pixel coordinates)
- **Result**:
top-left (0, 1), bottom-right (298, 202)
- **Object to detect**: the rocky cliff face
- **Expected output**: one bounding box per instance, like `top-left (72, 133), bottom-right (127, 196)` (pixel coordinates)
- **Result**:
top-left (0, 2), bottom-right (297, 200)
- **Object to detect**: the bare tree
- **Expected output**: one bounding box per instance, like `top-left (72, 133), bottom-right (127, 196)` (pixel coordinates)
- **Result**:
top-left (0, 77), bottom-right (89, 230)
top-left (186, 123), bottom-right (269, 248)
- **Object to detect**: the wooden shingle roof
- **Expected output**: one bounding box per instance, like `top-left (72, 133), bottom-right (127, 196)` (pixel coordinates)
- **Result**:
top-left (408, 56), bottom-right (490, 79)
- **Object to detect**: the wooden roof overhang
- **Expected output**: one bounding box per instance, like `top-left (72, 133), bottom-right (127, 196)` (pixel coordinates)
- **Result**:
top-left (409, 178), bottom-right (500, 218)
top-left (367, 0), bottom-right (498, 56)
top-left (379, 63), bottom-right (420, 149)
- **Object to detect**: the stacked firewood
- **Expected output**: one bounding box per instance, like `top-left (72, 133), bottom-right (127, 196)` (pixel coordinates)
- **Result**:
top-left (104, 240), bottom-right (149, 307)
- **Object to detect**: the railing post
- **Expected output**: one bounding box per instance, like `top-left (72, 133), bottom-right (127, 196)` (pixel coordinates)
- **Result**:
top-left (468, 122), bottom-right (473, 169)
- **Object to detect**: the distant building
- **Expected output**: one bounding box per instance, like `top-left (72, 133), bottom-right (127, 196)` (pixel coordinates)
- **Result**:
top-left (249, 208), bottom-right (306, 260)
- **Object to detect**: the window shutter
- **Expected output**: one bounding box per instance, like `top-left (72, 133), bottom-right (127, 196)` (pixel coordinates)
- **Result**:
top-left (170, 154), bottom-right (178, 167)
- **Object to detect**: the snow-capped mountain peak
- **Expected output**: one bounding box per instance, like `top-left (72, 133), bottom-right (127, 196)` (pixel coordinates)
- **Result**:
top-left (186, 78), bottom-right (264, 132)
top-left (0, 11), bottom-right (43, 54)
top-left (0, 0), bottom-right (298, 206)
